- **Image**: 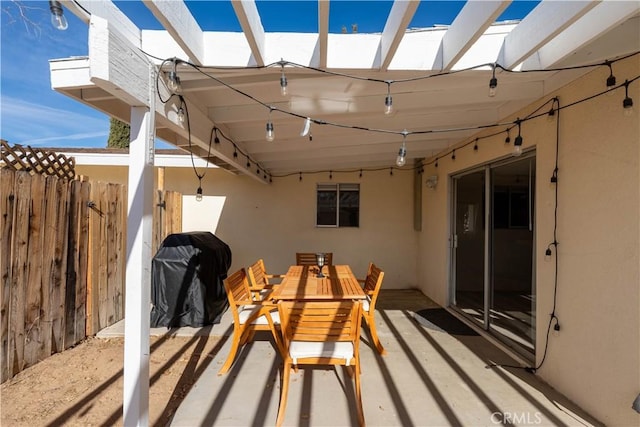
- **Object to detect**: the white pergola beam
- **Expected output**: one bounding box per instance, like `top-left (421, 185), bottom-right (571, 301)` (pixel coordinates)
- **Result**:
top-left (87, 15), bottom-right (268, 183)
top-left (61, 0), bottom-right (140, 48)
top-left (498, 0), bottom-right (599, 69)
top-left (143, 0), bottom-right (205, 65)
top-left (379, 0), bottom-right (420, 71)
top-left (522, 1), bottom-right (640, 70)
top-left (318, 1), bottom-right (329, 68)
top-left (231, 0), bottom-right (267, 66)
top-left (440, 1), bottom-right (511, 71)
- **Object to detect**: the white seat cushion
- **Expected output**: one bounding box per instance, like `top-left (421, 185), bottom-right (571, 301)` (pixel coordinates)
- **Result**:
top-left (289, 341), bottom-right (354, 366)
top-left (362, 296), bottom-right (371, 313)
top-left (238, 305), bottom-right (280, 325)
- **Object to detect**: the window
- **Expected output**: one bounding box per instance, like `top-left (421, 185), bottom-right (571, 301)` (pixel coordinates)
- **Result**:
top-left (316, 183), bottom-right (359, 227)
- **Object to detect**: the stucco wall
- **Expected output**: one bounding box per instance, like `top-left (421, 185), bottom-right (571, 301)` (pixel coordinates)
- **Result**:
top-left (75, 163), bottom-right (419, 288)
top-left (417, 55), bottom-right (639, 426)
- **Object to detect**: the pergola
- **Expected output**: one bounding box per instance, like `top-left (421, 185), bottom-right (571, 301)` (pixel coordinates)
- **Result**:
top-left (49, 1), bottom-right (640, 424)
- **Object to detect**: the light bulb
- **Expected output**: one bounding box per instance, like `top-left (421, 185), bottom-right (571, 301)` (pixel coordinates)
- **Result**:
top-left (177, 107), bottom-right (185, 124)
top-left (384, 95), bottom-right (393, 115)
top-left (266, 121), bottom-right (275, 141)
top-left (196, 186), bottom-right (203, 202)
top-left (489, 64), bottom-right (498, 97)
top-left (167, 71), bottom-right (181, 94)
top-left (513, 135), bottom-right (523, 156)
top-left (49, 1), bottom-right (68, 30)
top-left (396, 144), bottom-right (407, 167)
top-left (606, 62), bottom-right (616, 95)
top-left (280, 71), bottom-right (288, 96)
top-left (623, 97), bottom-right (634, 116)
top-left (489, 77), bottom-right (497, 97)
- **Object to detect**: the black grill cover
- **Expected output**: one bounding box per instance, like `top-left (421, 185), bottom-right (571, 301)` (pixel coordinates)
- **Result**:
top-left (150, 232), bottom-right (231, 328)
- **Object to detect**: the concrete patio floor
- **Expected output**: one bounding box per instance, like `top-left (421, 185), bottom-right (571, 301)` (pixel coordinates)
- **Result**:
top-left (100, 290), bottom-right (601, 426)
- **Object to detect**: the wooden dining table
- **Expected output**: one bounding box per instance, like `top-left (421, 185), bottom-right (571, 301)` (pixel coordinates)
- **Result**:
top-left (269, 265), bottom-right (366, 301)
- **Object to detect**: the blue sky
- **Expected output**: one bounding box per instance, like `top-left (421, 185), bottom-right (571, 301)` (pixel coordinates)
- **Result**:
top-left (0, 1), bottom-right (537, 149)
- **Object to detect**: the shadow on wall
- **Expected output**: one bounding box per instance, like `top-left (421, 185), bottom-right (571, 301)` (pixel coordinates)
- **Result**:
top-left (182, 195), bottom-right (226, 234)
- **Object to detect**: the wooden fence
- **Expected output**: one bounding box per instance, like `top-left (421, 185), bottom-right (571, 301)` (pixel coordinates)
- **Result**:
top-left (0, 169), bottom-right (182, 383)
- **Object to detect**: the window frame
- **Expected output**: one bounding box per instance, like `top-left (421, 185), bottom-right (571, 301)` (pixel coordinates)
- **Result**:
top-left (315, 183), bottom-right (360, 228)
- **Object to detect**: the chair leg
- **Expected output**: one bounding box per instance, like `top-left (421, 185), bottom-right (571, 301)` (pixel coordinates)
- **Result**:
top-left (276, 360), bottom-right (292, 427)
top-left (354, 362), bottom-right (365, 427)
top-left (218, 327), bottom-right (243, 375)
top-left (364, 313), bottom-right (387, 356)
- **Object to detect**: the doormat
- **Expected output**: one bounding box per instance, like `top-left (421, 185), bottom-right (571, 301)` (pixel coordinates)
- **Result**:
top-left (413, 308), bottom-right (479, 336)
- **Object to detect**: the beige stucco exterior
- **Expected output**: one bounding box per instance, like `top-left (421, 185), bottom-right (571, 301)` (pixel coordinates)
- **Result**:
top-left (419, 55), bottom-right (639, 426)
top-left (74, 55), bottom-right (639, 426)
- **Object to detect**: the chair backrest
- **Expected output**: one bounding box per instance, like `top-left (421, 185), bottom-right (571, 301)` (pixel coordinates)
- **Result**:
top-left (363, 263), bottom-right (384, 310)
top-left (248, 259), bottom-right (269, 287)
top-left (295, 252), bottom-right (333, 266)
top-left (224, 268), bottom-right (253, 308)
top-left (279, 300), bottom-right (361, 344)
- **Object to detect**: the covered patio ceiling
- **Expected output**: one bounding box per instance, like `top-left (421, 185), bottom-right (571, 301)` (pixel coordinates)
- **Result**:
top-left (50, 0), bottom-right (640, 183)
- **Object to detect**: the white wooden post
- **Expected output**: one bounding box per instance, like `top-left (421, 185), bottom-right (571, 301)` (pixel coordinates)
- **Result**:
top-left (123, 66), bottom-right (156, 425)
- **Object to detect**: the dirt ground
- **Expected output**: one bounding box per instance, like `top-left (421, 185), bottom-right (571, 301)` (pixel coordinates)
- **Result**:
top-left (1, 334), bottom-right (225, 427)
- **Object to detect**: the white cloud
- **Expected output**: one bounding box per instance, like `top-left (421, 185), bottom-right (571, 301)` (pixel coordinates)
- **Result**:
top-left (19, 131), bottom-right (109, 146)
top-left (1, 96), bottom-right (109, 147)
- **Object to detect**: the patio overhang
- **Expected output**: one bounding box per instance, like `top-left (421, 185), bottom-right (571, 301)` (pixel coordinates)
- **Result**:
top-left (49, 0), bottom-right (640, 180)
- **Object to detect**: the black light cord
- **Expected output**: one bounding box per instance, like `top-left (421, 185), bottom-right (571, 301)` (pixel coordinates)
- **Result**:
top-left (155, 54), bottom-right (639, 139)
top-left (179, 95), bottom-right (213, 187)
top-left (488, 97), bottom-right (561, 374)
top-left (147, 50), bottom-right (638, 180)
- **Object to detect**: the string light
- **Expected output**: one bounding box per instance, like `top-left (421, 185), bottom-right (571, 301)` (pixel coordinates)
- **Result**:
top-left (195, 184), bottom-right (203, 202)
top-left (606, 60), bottom-right (616, 90)
top-left (435, 158), bottom-right (438, 168)
top-left (513, 118), bottom-right (523, 156)
top-left (152, 53), bottom-right (637, 181)
top-left (166, 58), bottom-right (182, 94)
top-left (396, 131), bottom-right (408, 167)
top-left (623, 80), bottom-right (634, 116)
top-left (266, 108), bottom-right (275, 141)
top-left (359, 169), bottom-right (363, 178)
top-left (49, 1), bottom-right (68, 30)
top-left (473, 138), bottom-right (478, 151)
top-left (279, 60), bottom-right (288, 96)
top-left (299, 172), bottom-right (302, 181)
top-left (451, 149), bottom-right (456, 161)
top-left (489, 63), bottom-right (498, 97)
top-left (505, 129), bottom-right (511, 144)
top-left (384, 81), bottom-right (393, 115)
top-left (177, 104), bottom-right (185, 124)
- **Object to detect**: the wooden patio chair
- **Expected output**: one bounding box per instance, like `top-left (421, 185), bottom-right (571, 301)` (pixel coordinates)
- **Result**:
top-left (247, 258), bottom-right (282, 301)
top-left (276, 301), bottom-right (364, 427)
top-left (359, 263), bottom-right (387, 355)
top-left (218, 268), bottom-right (283, 375)
top-left (295, 252), bottom-right (333, 266)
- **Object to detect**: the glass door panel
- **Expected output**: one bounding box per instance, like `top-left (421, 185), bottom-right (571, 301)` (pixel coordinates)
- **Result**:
top-left (451, 154), bottom-right (536, 361)
top-left (453, 171), bottom-right (486, 326)
top-left (490, 158), bottom-right (536, 355)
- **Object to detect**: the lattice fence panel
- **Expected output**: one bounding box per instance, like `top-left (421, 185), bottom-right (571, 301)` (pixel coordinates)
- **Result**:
top-left (0, 140), bottom-right (75, 180)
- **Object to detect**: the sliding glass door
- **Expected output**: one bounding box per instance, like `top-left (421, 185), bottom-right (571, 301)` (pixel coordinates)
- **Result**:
top-left (451, 154), bottom-right (536, 358)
